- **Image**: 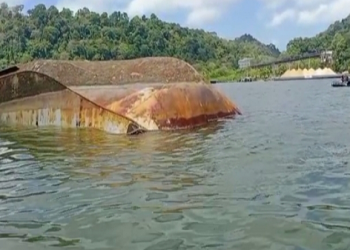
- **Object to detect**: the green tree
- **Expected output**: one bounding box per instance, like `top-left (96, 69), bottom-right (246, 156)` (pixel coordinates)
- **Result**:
top-left (0, 2), bottom-right (281, 80)
top-left (286, 14), bottom-right (350, 72)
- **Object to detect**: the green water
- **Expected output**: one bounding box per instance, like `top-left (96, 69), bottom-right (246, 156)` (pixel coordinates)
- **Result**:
top-left (0, 80), bottom-right (350, 250)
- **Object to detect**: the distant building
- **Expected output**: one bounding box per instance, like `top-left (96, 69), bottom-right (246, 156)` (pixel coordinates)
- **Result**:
top-left (238, 58), bottom-right (252, 69)
top-left (321, 50), bottom-right (333, 64)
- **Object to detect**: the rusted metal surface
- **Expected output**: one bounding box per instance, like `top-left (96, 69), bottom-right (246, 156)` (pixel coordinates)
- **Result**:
top-left (0, 71), bottom-right (145, 135)
top-left (0, 58), bottom-right (241, 135)
top-left (69, 84), bottom-right (165, 107)
top-left (105, 83), bottom-right (241, 130)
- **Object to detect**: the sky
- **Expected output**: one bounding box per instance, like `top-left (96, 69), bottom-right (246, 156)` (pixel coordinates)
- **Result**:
top-left (6, 0), bottom-right (350, 50)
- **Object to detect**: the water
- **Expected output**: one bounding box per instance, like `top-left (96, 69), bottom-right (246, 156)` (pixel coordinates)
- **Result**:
top-left (1, 79), bottom-right (350, 250)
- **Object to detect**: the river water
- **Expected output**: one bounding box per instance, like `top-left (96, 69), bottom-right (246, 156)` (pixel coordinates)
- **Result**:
top-left (0, 80), bottom-right (350, 250)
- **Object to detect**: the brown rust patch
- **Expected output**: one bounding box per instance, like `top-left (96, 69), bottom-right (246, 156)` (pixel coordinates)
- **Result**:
top-left (158, 111), bottom-right (236, 130)
top-left (0, 57), bottom-right (241, 134)
top-left (115, 91), bottom-right (143, 114)
top-left (149, 83), bottom-right (241, 130)
top-left (0, 72), bottom-right (146, 135)
top-left (103, 82), bottom-right (241, 131)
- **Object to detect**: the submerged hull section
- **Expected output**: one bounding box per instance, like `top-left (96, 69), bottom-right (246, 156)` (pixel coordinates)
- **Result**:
top-left (0, 59), bottom-right (241, 135)
top-left (0, 71), bottom-right (145, 135)
top-left (106, 83), bottom-right (241, 130)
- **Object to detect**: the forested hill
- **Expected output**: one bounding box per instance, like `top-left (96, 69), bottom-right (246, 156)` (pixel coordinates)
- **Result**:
top-left (235, 34), bottom-right (280, 57)
top-left (286, 14), bottom-right (350, 72)
top-left (0, 3), bottom-right (279, 73)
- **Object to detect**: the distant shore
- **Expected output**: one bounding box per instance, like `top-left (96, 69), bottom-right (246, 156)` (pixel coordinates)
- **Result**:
top-left (211, 74), bottom-right (341, 83)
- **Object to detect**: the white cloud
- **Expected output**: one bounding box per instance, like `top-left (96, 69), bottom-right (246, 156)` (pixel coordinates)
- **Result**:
top-left (52, 0), bottom-right (240, 27)
top-left (55, 0), bottom-right (125, 13)
top-left (269, 9), bottom-right (295, 26)
top-left (263, 0), bottom-right (350, 26)
top-left (186, 8), bottom-right (220, 26)
top-left (124, 0), bottom-right (238, 26)
top-left (260, 0), bottom-right (289, 10)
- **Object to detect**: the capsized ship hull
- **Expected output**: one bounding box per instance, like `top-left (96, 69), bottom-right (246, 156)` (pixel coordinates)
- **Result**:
top-left (0, 58), bottom-right (241, 135)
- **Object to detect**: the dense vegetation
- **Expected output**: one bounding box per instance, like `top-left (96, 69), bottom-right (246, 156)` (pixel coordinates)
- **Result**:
top-left (286, 15), bottom-right (350, 73)
top-left (0, 3), bottom-right (281, 80)
top-left (0, 2), bottom-right (348, 81)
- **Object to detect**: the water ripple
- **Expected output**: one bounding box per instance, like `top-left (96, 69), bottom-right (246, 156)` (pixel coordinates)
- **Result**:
top-left (0, 80), bottom-right (350, 249)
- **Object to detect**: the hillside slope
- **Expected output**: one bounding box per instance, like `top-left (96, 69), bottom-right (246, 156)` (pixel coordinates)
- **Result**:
top-left (286, 15), bottom-right (350, 71)
top-left (235, 34), bottom-right (280, 58)
top-left (0, 3), bottom-right (279, 76)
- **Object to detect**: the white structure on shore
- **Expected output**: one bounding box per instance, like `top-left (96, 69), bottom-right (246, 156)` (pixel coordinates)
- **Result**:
top-left (281, 67), bottom-right (336, 78)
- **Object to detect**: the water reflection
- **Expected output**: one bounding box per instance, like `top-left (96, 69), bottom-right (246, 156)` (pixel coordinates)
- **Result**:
top-left (0, 123), bottom-right (229, 250)
top-left (0, 123), bottom-right (223, 184)
top-left (0, 121), bottom-right (223, 154)
top-left (1, 81), bottom-right (350, 249)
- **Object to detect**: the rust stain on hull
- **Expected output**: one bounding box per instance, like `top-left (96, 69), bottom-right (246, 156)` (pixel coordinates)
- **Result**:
top-left (105, 83), bottom-right (241, 131)
top-left (0, 71), bottom-right (145, 135)
top-left (0, 58), bottom-right (241, 135)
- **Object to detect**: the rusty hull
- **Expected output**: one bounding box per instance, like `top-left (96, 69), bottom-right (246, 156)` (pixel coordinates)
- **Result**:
top-left (0, 71), bottom-right (145, 135)
top-left (105, 83), bottom-right (241, 130)
top-left (0, 59), bottom-right (241, 134)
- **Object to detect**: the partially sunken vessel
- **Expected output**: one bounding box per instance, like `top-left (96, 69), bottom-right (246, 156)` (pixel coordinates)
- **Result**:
top-left (0, 57), bottom-right (241, 135)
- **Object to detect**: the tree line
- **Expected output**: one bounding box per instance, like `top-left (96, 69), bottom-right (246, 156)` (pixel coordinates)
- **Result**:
top-left (0, 3), bottom-right (281, 79)
top-left (0, 2), bottom-right (348, 80)
top-left (286, 14), bottom-right (350, 73)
